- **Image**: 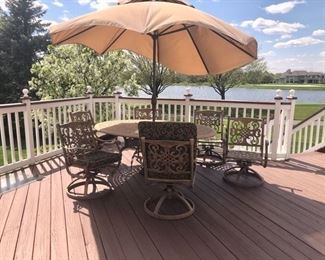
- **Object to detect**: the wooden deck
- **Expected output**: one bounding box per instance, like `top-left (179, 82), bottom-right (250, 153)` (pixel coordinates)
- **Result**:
top-left (0, 151), bottom-right (325, 260)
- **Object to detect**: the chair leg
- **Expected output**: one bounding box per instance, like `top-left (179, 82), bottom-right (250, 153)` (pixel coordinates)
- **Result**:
top-left (223, 162), bottom-right (264, 188)
top-left (144, 185), bottom-right (195, 220)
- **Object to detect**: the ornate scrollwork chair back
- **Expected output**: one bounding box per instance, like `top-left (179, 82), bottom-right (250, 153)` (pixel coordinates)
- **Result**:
top-left (70, 110), bottom-right (117, 143)
top-left (223, 117), bottom-right (269, 188)
top-left (139, 121), bottom-right (197, 220)
top-left (57, 121), bottom-right (122, 200)
top-left (134, 107), bottom-right (162, 120)
top-left (194, 110), bottom-right (225, 166)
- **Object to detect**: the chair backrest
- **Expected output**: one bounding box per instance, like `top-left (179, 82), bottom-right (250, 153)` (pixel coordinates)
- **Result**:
top-left (226, 117), bottom-right (266, 150)
top-left (194, 110), bottom-right (224, 138)
top-left (57, 121), bottom-right (99, 165)
top-left (134, 108), bottom-right (162, 120)
top-left (139, 122), bottom-right (197, 184)
top-left (70, 111), bottom-right (95, 127)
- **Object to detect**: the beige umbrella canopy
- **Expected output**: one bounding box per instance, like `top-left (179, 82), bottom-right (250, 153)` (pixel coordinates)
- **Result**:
top-left (50, 2), bottom-right (257, 118)
top-left (118, 0), bottom-right (192, 6)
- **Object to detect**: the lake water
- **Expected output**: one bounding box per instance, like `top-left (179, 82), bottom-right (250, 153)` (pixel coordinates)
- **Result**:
top-left (137, 85), bottom-right (325, 104)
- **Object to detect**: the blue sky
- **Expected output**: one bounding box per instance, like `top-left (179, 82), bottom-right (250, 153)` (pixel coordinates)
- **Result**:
top-left (1, 0), bottom-right (324, 73)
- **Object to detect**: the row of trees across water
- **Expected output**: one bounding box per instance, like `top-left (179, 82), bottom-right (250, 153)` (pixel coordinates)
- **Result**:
top-left (0, 0), bottom-right (275, 104)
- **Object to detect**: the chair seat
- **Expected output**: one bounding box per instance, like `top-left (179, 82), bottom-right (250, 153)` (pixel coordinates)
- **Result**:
top-left (226, 150), bottom-right (262, 162)
top-left (75, 150), bottom-right (121, 168)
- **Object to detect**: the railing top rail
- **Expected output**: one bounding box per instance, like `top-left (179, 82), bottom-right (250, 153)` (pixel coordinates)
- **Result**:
top-left (118, 96), bottom-right (291, 106)
top-left (31, 96), bottom-right (89, 105)
top-left (0, 103), bottom-right (25, 109)
top-left (94, 95), bottom-right (114, 99)
top-left (293, 107), bottom-right (325, 129)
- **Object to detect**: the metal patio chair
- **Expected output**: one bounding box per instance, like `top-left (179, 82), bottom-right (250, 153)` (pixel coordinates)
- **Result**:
top-left (194, 110), bottom-right (225, 166)
top-left (223, 117), bottom-right (268, 188)
top-left (57, 121), bottom-right (122, 199)
top-left (128, 108), bottom-right (162, 169)
top-left (139, 121), bottom-right (197, 220)
top-left (70, 110), bottom-right (120, 151)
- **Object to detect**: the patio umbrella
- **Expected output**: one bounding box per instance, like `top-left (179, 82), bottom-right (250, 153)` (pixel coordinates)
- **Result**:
top-left (49, 2), bottom-right (257, 120)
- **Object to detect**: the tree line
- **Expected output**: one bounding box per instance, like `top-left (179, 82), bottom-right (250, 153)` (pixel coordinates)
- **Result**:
top-left (0, 0), bottom-right (275, 105)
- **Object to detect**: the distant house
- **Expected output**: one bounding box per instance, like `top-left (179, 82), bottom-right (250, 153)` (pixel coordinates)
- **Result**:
top-left (275, 69), bottom-right (325, 84)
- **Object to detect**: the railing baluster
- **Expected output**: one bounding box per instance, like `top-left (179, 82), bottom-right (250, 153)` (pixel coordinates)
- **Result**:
top-left (15, 112), bottom-right (23, 160)
top-left (53, 107), bottom-right (58, 149)
top-left (0, 114), bottom-right (8, 165)
top-left (7, 113), bottom-right (16, 163)
top-left (41, 110), bottom-right (46, 153)
top-left (47, 108), bottom-right (52, 152)
top-left (34, 109), bottom-right (40, 156)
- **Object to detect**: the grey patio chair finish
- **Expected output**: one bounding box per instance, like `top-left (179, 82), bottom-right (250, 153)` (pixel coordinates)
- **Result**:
top-left (139, 121), bottom-right (197, 220)
top-left (70, 110), bottom-right (117, 144)
top-left (223, 117), bottom-right (269, 188)
top-left (57, 121), bottom-right (122, 200)
top-left (129, 108), bottom-right (162, 169)
top-left (194, 110), bottom-right (225, 166)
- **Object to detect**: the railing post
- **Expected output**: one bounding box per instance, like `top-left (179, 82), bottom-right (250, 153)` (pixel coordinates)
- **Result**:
top-left (21, 89), bottom-right (35, 164)
top-left (284, 89), bottom-right (297, 159)
top-left (184, 87), bottom-right (192, 122)
top-left (271, 89), bottom-right (283, 160)
top-left (114, 90), bottom-right (122, 120)
top-left (85, 85), bottom-right (94, 115)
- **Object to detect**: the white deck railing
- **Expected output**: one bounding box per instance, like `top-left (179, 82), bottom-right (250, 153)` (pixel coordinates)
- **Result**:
top-left (291, 107), bottom-right (325, 154)
top-left (0, 87), bottom-right (298, 174)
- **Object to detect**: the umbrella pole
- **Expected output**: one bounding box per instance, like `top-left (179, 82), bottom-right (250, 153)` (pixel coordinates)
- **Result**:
top-left (152, 32), bottom-right (158, 122)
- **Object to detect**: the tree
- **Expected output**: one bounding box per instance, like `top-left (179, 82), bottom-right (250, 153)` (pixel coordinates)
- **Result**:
top-left (0, 0), bottom-right (49, 103)
top-left (208, 69), bottom-right (244, 100)
top-left (127, 53), bottom-right (176, 97)
top-left (30, 45), bottom-right (137, 99)
top-left (243, 58), bottom-right (271, 84)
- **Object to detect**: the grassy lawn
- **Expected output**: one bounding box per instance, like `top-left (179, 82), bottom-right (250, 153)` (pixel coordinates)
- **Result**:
top-left (294, 104), bottom-right (325, 121)
top-left (242, 83), bottom-right (325, 90)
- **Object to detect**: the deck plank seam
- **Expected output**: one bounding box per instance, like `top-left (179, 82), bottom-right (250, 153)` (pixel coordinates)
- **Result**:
top-left (0, 189), bottom-right (17, 242)
top-left (199, 169), bottom-right (325, 257)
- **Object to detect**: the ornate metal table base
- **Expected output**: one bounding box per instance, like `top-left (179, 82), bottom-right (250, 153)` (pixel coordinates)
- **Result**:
top-left (196, 144), bottom-right (224, 167)
top-left (223, 161), bottom-right (264, 188)
top-left (144, 185), bottom-right (195, 220)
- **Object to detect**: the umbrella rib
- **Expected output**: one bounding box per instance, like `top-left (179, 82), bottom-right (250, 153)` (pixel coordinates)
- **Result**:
top-left (159, 25), bottom-right (195, 37)
top-left (210, 29), bottom-right (257, 59)
top-left (100, 29), bottom-right (127, 55)
top-left (54, 25), bottom-right (97, 45)
top-left (184, 25), bottom-right (210, 74)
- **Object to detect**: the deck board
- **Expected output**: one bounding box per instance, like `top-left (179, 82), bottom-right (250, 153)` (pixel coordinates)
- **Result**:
top-left (0, 151), bottom-right (324, 259)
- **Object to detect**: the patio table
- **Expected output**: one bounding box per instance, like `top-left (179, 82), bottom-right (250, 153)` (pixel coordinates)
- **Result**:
top-left (95, 120), bottom-right (216, 139)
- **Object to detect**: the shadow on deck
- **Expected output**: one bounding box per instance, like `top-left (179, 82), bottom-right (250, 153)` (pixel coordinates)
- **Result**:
top-left (0, 151), bottom-right (324, 259)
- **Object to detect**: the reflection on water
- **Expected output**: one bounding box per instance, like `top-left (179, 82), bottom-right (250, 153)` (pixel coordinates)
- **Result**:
top-left (138, 85), bottom-right (325, 104)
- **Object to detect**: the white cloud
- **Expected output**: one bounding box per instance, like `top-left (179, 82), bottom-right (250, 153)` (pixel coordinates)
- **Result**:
top-left (240, 17), bottom-right (304, 35)
top-left (265, 40), bottom-right (273, 44)
top-left (259, 51), bottom-right (276, 57)
top-left (78, 0), bottom-right (116, 9)
top-left (34, 0), bottom-right (49, 10)
top-left (274, 37), bottom-right (324, 48)
top-left (90, 0), bottom-right (117, 10)
top-left (78, 0), bottom-right (91, 5)
top-left (281, 34), bottom-right (292, 39)
top-left (320, 51), bottom-right (325, 57)
top-left (52, 0), bottom-right (63, 7)
top-left (60, 13), bottom-right (70, 21)
top-left (264, 0), bottom-right (305, 14)
top-left (312, 29), bottom-right (325, 37)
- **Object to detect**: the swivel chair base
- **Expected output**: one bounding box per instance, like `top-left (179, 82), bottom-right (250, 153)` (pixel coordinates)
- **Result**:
top-left (223, 161), bottom-right (264, 188)
top-left (144, 185), bottom-right (195, 220)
